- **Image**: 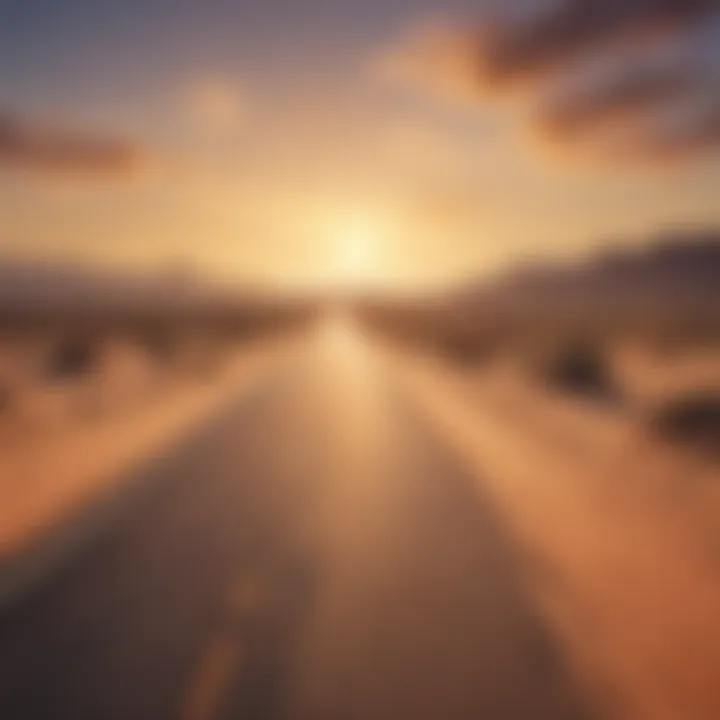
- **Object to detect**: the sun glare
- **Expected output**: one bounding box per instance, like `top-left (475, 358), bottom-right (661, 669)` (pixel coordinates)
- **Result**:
top-left (329, 216), bottom-right (389, 289)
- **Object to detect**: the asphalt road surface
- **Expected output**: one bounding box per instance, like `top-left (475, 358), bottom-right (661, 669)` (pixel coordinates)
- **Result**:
top-left (0, 323), bottom-right (594, 720)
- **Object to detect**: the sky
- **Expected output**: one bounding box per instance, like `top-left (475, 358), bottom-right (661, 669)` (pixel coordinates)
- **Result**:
top-left (0, 0), bottom-right (719, 290)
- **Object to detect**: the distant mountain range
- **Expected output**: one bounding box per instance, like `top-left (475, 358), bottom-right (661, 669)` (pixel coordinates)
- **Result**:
top-left (453, 229), bottom-right (720, 317)
top-left (2, 229), bottom-right (719, 321)
top-left (0, 259), bottom-right (281, 314)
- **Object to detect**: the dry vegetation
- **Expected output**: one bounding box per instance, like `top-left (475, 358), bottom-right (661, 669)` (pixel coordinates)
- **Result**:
top-left (0, 302), bottom-right (314, 440)
top-left (358, 294), bottom-right (720, 460)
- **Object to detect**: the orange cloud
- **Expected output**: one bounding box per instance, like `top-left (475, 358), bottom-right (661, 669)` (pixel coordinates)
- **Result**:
top-left (0, 113), bottom-right (148, 177)
top-left (180, 76), bottom-right (248, 134)
top-left (627, 99), bottom-right (720, 162)
top-left (369, 19), bottom-right (483, 106)
top-left (374, 2), bottom-right (720, 166)
top-left (477, 0), bottom-right (715, 86)
top-left (536, 64), bottom-right (692, 140)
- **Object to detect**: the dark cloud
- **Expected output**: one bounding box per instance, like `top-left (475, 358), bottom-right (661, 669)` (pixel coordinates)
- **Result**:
top-left (369, 21), bottom-right (484, 106)
top-left (479, 0), bottom-right (718, 85)
top-left (0, 114), bottom-right (147, 176)
top-left (634, 99), bottom-right (720, 160)
top-left (476, 0), bottom-right (720, 162)
top-left (376, 1), bottom-right (720, 164)
top-left (536, 64), bottom-right (692, 140)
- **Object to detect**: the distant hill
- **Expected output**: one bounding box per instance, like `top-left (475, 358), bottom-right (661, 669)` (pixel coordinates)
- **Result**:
top-left (358, 229), bottom-right (720, 350)
top-left (0, 259), bottom-right (278, 315)
top-left (0, 258), bottom-right (319, 339)
top-left (453, 229), bottom-right (720, 318)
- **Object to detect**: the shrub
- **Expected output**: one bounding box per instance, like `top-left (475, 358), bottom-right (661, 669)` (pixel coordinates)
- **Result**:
top-left (141, 331), bottom-right (178, 365)
top-left (46, 337), bottom-right (99, 380)
top-left (534, 339), bottom-right (617, 400)
top-left (439, 332), bottom-right (493, 367)
top-left (647, 393), bottom-right (720, 454)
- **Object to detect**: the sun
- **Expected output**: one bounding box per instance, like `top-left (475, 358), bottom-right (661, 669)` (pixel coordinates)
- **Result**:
top-left (329, 216), bottom-right (389, 288)
top-left (337, 225), bottom-right (378, 279)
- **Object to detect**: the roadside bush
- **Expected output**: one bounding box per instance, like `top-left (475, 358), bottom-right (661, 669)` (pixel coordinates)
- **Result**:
top-left (142, 331), bottom-right (179, 365)
top-left (647, 392), bottom-right (720, 455)
top-left (46, 337), bottom-right (99, 381)
top-left (534, 339), bottom-right (617, 400)
top-left (439, 332), bottom-right (494, 367)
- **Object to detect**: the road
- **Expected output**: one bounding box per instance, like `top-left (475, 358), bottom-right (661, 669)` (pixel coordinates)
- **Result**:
top-left (0, 321), bottom-right (594, 720)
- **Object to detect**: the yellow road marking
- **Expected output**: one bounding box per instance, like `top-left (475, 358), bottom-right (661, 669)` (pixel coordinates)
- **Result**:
top-left (179, 634), bottom-right (244, 720)
top-left (178, 576), bottom-right (268, 720)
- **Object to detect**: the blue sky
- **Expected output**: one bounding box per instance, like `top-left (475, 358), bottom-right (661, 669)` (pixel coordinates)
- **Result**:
top-left (0, 0), bottom-right (488, 111)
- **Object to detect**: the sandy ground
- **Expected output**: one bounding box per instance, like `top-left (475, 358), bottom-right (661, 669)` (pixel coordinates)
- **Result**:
top-left (398, 351), bottom-right (720, 720)
top-left (612, 345), bottom-right (720, 405)
top-left (0, 339), bottom-right (288, 570)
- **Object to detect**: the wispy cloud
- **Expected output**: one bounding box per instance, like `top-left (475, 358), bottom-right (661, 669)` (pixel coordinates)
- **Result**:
top-left (628, 98), bottom-right (720, 162)
top-left (536, 64), bottom-right (692, 140)
top-left (477, 0), bottom-right (715, 86)
top-left (373, 1), bottom-right (720, 165)
top-left (368, 19), bottom-right (483, 106)
top-left (0, 113), bottom-right (148, 177)
top-left (179, 76), bottom-right (248, 134)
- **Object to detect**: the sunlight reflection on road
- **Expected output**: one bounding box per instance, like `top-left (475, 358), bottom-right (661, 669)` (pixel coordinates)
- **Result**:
top-left (317, 311), bottom-right (372, 367)
top-left (315, 310), bottom-right (384, 445)
top-left (301, 308), bottom-right (406, 558)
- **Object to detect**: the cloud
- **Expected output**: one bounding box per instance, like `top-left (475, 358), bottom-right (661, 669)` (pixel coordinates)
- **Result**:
top-left (536, 64), bottom-right (692, 140)
top-left (369, 19), bottom-right (483, 106)
top-left (373, 2), bottom-right (720, 165)
top-left (0, 113), bottom-right (148, 177)
top-left (477, 0), bottom-right (717, 86)
top-left (630, 98), bottom-right (720, 161)
top-left (180, 76), bottom-right (247, 133)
